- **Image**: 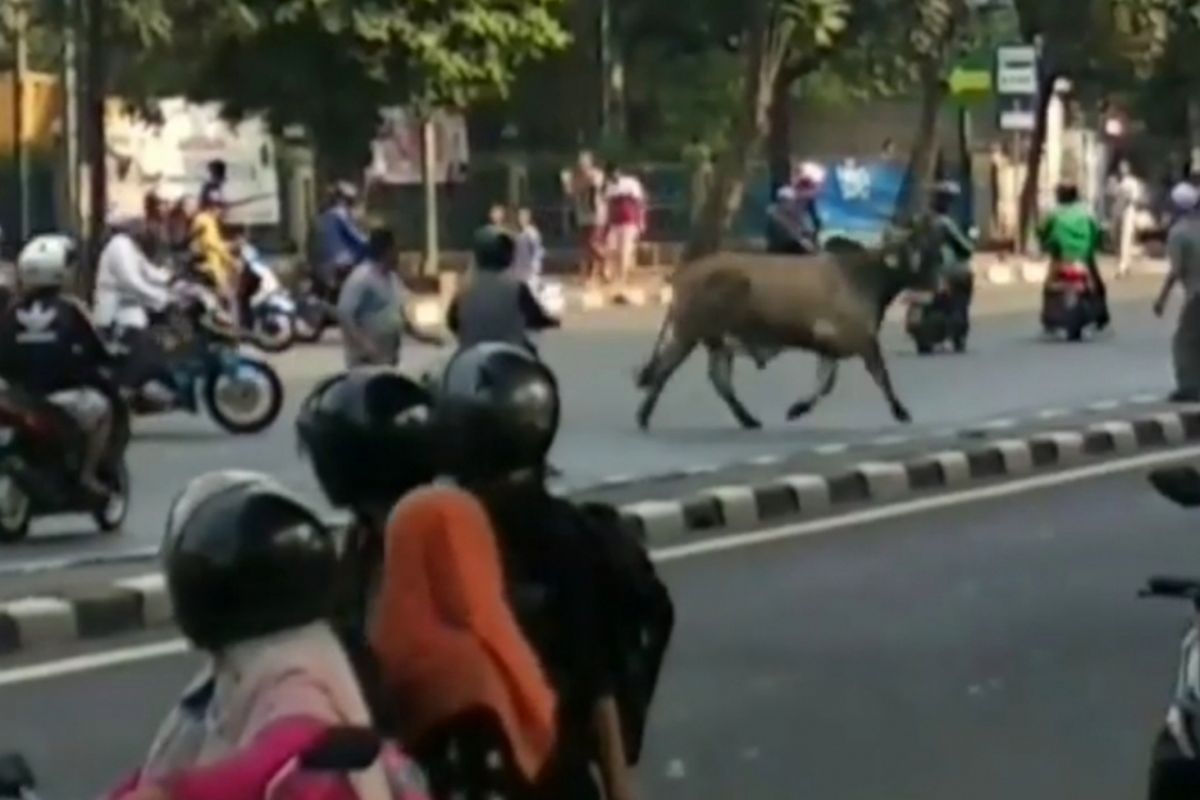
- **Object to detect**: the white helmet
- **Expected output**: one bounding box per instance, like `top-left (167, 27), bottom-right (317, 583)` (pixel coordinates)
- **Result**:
top-left (17, 234), bottom-right (75, 290)
top-left (1172, 181), bottom-right (1199, 212)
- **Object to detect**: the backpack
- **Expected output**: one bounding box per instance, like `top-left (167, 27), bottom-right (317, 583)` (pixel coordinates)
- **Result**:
top-left (571, 501), bottom-right (675, 764)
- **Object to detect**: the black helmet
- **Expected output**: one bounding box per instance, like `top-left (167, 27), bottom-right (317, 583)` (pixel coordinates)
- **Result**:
top-left (435, 343), bottom-right (559, 482)
top-left (163, 471), bottom-right (337, 651)
top-left (296, 369), bottom-right (435, 510)
top-left (473, 227), bottom-right (516, 272)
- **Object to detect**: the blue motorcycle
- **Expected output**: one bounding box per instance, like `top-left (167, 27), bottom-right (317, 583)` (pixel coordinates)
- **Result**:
top-left (117, 284), bottom-right (284, 435)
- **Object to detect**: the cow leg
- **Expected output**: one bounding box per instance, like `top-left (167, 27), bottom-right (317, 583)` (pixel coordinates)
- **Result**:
top-left (636, 337), bottom-right (697, 430)
top-left (707, 342), bottom-right (762, 430)
top-left (786, 356), bottom-right (839, 420)
top-left (862, 340), bottom-right (912, 423)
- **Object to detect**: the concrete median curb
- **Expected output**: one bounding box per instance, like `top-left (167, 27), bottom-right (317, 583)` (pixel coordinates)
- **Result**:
top-left (3, 405), bottom-right (1200, 656)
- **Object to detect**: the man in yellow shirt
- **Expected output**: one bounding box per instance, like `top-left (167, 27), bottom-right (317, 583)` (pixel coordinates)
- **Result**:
top-left (190, 195), bottom-right (238, 299)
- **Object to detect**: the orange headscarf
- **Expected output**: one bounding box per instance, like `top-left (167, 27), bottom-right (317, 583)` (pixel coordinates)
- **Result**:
top-left (369, 484), bottom-right (558, 781)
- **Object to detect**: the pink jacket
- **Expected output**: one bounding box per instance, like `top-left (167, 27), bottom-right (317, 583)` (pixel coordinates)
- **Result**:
top-left (110, 624), bottom-right (428, 800)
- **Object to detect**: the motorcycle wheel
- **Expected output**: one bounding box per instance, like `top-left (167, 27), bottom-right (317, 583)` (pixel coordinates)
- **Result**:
top-left (93, 459), bottom-right (130, 534)
top-left (253, 313), bottom-right (295, 353)
top-left (0, 471), bottom-right (31, 543)
top-left (204, 358), bottom-right (284, 435)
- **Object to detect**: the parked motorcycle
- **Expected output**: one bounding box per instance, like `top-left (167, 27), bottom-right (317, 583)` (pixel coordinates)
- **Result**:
top-left (905, 273), bottom-right (974, 355)
top-left (115, 281), bottom-right (285, 435)
top-left (0, 382), bottom-right (130, 543)
top-left (1143, 466), bottom-right (1200, 799)
top-left (1042, 260), bottom-right (1103, 341)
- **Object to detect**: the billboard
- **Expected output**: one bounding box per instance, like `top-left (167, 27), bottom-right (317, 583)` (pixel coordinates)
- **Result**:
top-left (365, 108), bottom-right (469, 185)
top-left (815, 158), bottom-right (907, 246)
top-left (105, 98), bottom-right (281, 225)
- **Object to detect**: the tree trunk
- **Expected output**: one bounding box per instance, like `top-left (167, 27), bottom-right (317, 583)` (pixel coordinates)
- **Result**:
top-left (767, 71), bottom-right (792, 195)
top-left (684, 5), bottom-right (787, 261)
top-left (896, 59), bottom-right (948, 221)
top-left (1017, 73), bottom-right (1054, 253)
top-left (1187, 96), bottom-right (1200, 176)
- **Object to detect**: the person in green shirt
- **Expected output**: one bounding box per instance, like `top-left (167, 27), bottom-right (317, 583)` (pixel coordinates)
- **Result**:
top-left (1039, 183), bottom-right (1110, 329)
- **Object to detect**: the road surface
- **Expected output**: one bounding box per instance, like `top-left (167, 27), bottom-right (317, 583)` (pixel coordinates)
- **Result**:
top-left (0, 278), bottom-right (1177, 570)
top-left (1, 453), bottom-right (1197, 798)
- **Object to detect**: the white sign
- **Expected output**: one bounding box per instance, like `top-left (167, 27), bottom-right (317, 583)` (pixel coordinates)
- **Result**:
top-left (106, 98), bottom-right (281, 226)
top-left (996, 45), bottom-right (1038, 96)
top-left (366, 108), bottom-right (469, 186)
top-left (1000, 108), bottom-right (1036, 131)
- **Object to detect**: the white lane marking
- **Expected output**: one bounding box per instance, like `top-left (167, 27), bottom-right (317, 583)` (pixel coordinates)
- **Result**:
top-left (8, 443), bottom-right (1200, 686)
top-left (870, 434), bottom-right (910, 447)
top-left (0, 639), bottom-right (188, 688)
top-left (653, 443), bottom-right (1200, 562)
top-left (1088, 399), bottom-right (1122, 412)
top-left (1035, 408), bottom-right (1069, 420)
top-left (813, 442), bottom-right (849, 455)
top-left (979, 418), bottom-right (1016, 430)
top-left (1129, 393), bottom-right (1162, 405)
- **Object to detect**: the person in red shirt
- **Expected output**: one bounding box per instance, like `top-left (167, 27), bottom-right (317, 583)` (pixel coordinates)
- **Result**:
top-left (603, 165), bottom-right (646, 288)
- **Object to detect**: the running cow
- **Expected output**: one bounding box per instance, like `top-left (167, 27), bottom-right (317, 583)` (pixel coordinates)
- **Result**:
top-left (634, 220), bottom-right (943, 430)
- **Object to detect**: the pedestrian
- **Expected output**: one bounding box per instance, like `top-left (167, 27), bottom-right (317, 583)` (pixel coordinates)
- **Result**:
top-left (108, 470), bottom-right (430, 800)
top-left (1110, 159), bottom-right (1144, 277)
top-left (603, 164), bottom-right (647, 289)
top-left (513, 207), bottom-right (545, 290)
top-left (433, 342), bottom-right (675, 800)
top-left (1154, 181), bottom-right (1200, 402)
top-left (486, 202), bottom-right (510, 236)
top-left (560, 151), bottom-right (606, 284)
top-left (336, 227), bottom-right (443, 369)
top-left (370, 483), bottom-right (560, 799)
top-left (447, 227), bottom-right (559, 355)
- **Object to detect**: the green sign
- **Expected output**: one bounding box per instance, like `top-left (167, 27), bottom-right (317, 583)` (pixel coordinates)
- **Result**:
top-left (950, 67), bottom-right (992, 98)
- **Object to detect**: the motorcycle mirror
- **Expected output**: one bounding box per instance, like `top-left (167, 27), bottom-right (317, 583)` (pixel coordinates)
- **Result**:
top-left (1149, 466), bottom-right (1200, 508)
top-left (297, 727), bottom-right (381, 773)
top-left (0, 753), bottom-right (35, 796)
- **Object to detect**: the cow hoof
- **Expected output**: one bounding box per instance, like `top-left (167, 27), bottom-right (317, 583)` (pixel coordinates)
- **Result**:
top-left (893, 406), bottom-right (913, 424)
top-left (786, 403), bottom-right (812, 421)
top-left (739, 418), bottom-right (763, 430)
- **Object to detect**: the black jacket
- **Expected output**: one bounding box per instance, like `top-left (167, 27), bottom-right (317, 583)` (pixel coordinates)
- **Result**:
top-left (0, 291), bottom-right (111, 395)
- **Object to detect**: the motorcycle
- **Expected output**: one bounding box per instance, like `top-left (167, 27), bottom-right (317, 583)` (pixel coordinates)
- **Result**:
top-left (238, 243), bottom-right (298, 353)
top-left (0, 727), bottom-right (385, 799)
top-left (905, 272), bottom-right (974, 355)
top-left (115, 281), bottom-right (285, 435)
top-left (1041, 260), bottom-right (1103, 341)
top-left (0, 382), bottom-right (130, 543)
top-left (1143, 466), bottom-right (1200, 799)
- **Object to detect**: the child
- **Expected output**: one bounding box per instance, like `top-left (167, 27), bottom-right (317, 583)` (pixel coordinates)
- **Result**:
top-left (513, 207), bottom-right (545, 291)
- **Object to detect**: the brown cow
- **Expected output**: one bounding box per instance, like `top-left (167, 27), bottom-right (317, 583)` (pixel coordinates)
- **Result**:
top-left (634, 221), bottom-right (944, 430)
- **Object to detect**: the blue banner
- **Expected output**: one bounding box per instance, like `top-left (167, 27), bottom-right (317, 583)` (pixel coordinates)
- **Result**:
top-left (814, 159), bottom-right (907, 247)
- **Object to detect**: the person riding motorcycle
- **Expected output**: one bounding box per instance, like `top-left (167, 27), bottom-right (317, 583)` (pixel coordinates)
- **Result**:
top-left (1039, 182), bottom-right (1111, 329)
top-left (295, 369), bottom-right (437, 644)
top-left (434, 343), bottom-right (674, 800)
top-left (190, 194), bottom-right (238, 302)
top-left (930, 180), bottom-right (976, 340)
top-left (766, 162), bottom-right (823, 254)
top-left (312, 182), bottom-right (368, 301)
top-left (108, 471), bottom-right (429, 800)
top-left (94, 218), bottom-right (176, 405)
top-left (0, 236), bottom-right (115, 497)
top-left (446, 227), bottom-right (560, 356)
top-left (228, 226), bottom-right (283, 326)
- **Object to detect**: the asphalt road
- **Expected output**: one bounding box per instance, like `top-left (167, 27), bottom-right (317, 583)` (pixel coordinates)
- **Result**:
top-left (0, 277), bottom-right (1176, 570)
top-left (2, 457), bottom-right (1198, 798)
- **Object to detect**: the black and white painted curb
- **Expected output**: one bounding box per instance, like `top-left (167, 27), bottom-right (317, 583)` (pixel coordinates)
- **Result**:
top-left (3, 405), bottom-right (1199, 657)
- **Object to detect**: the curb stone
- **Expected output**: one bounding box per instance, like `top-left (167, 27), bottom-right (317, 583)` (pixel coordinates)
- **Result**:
top-left (2, 407), bottom-right (1199, 657)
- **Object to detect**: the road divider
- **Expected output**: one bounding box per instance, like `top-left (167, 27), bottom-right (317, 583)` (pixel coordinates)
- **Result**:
top-left (3, 405), bottom-right (1200, 657)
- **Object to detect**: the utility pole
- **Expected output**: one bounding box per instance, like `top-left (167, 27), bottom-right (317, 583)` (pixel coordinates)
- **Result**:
top-left (61, 0), bottom-right (80, 237)
top-left (420, 115), bottom-right (439, 278)
top-left (83, 0), bottom-right (107, 289)
top-left (11, 0), bottom-right (29, 242)
top-left (598, 0), bottom-right (611, 139)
